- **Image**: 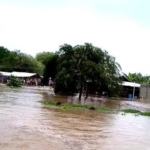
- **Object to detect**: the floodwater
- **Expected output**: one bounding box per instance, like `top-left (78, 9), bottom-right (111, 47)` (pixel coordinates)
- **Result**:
top-left (0, 85), bottom-right (150, 150)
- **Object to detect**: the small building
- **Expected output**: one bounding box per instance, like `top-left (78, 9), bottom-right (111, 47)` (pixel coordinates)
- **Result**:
top-left (0, 71), bottom-right (11, 83)
top-left (119, 75), bottom-right (141, 98)
top-left (0, 71), bottom-right (42, 85)
top-left (121, 81), bottom-right (140, 98)
top-left (140, 84), bottom-right (150, 99)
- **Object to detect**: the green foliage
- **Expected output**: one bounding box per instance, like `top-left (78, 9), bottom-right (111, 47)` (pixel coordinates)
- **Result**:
top-left (53, 43), bottom-right (122, 98)
top-left (0, 47), bottom-right (44, 75)
top-left (60, 103), bottom-right (89, 109)
top-left (43, 54), bottom-right (58, 85)
top-left (96, 106), bottom-right (112, 112)
top-left (36, 51), bottom-right (54, 66)
top-left (7, 76), bottom-right (22, 87)
top-left (0, 46), bottom-right (10, 63)
top-left (127, 73), bottom-right (150, 84)
top-left (141, 112), bottom-right (150, 117)
top-left (42, 101), bottom-right (105, 110)
top-left (121, 109), bottom-right (141, 113)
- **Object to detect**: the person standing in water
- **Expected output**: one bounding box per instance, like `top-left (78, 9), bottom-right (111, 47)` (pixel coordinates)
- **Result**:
top-left (49, 77), bottom-right (53, 89)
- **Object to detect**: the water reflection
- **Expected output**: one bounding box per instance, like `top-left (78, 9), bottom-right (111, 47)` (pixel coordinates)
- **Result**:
top-left (0, 85), bottom-right (150, 150)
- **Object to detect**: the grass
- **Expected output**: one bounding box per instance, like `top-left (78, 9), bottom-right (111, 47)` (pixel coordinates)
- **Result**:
top-left (43, 101), bottom-right (57, 106)
top-left (43, 101), bottom-right (90, 109)
top-left (60, 103), bottom-right (90, 109)
top-left (42, 101), bottom-right (150, 117)
top-left (96, 106), bottom-right (113, 113)
top-left (140, 112), bottom-right (150, 117)
top-left (121, 109), bottom-right (141, 114)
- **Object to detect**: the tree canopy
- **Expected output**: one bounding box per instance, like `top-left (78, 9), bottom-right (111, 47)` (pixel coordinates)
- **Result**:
top-left (0, 47), bottom-right (44, 75)
top-left (127, 73), bottom-right (150, 84)
top-left (42, 53), bottom-right (58, 85)
top-left (36, 51), bottom-right (55, 66)
top-left (44, 43), bottom-right (122, 99)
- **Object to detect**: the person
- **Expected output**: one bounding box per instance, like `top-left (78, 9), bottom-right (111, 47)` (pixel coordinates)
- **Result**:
top-left (49, 77), bottom-right (53, 89)
top-left (34, 78), bottom-right (38, 86)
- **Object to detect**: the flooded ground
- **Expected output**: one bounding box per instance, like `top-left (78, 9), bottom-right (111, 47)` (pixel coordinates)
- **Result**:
top-left (0, 85), bottom-right (150, 150)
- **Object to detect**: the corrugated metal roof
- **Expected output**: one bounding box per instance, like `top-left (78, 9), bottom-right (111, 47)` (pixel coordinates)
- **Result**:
top-left (11, 72), bottom-right (37, 77)
top-left (122, 81), bottom-right (140, 88)
top-left (0, 71), bottom-right (39, 77)
top-left (0, 71), bottom-right (11, 76)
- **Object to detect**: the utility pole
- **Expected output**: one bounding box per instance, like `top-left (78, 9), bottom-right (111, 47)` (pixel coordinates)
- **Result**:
top-left (132, 82), bottom-right (135, 100)
top-left (146, 83), bottom-right (149, 99)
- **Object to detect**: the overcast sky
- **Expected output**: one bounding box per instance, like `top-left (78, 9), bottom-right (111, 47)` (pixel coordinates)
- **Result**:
top-left (0, 0), bottom-right (150, 75)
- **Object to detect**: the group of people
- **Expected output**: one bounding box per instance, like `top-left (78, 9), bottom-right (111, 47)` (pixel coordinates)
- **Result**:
top-left (20, 78), bottom-right (42, 86)
top-left (0, 75), bottom-right (54, 87)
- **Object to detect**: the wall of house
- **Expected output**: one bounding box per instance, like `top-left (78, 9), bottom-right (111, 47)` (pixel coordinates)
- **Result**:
top-left (140, 84), bottom-right (150, 99)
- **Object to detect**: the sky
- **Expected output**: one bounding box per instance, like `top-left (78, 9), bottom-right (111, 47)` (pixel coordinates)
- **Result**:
top-left (0, 0), bottom-right (150, 75)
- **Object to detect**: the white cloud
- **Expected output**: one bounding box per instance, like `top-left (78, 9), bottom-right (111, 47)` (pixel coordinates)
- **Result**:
top-left (0, 3), bottom-right (150, 75)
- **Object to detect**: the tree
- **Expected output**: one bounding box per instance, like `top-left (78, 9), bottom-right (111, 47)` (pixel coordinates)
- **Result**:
top-left (0, 48), bottom-right (44, 75)
top-left (42, 54), bottom-right (58, 85)
top-left (0, 46), bottom-right (10, 70)
top-left (53, 43), bottom-right (122, 99)
top-left (36, 51), bottom-right (54, 66)
top-left (128, 73), bottom-right (150, 84)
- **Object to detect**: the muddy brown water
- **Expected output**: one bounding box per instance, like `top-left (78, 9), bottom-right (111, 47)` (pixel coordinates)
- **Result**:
top-left (1, 85), bottom-right (150, 150)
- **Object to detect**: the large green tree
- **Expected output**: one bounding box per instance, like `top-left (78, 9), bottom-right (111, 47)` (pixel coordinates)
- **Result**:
top-left (42, 53), bottom-right (58, 85)
top-left (54, 43), bottom-right (122, 99)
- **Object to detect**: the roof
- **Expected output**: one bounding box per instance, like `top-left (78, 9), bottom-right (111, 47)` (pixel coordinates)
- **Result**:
top-left (11, 72), bottom-right (38, 77)
top-left (0, 71), bottom-right (40, 78)
top-left (0, 71), bottom-right (11, 76)
top-left (122, 81), bottom-right (140, 88)
top-left (119, 76), bottom-right (130, 82)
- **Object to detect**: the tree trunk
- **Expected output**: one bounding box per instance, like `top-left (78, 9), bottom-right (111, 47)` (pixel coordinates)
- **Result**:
top-left (79, 84), bottom-right (83, 100)
top-left (85, 82), bottom-right (88, 99)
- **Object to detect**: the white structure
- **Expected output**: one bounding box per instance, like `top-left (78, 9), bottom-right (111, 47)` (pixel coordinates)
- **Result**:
top-left (0, 71), bottom-right (11, 76)
top-left (122, 81), bottom-right (140, 88)
top-left (11, 72), bottom-right (38, 78)
top-left (0, 71), bottom-right (39, 78)
top-left (0, 71), bottom-right (41, 83)
top-left (0, 71), bottom-right (11, 83)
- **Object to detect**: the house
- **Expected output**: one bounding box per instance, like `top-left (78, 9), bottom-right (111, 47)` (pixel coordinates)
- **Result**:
top-left (0, 71), bottom-right (11, 83)
top-left (119, 76), bottom-right (140, 98)
top-left (0, 71), bottom-right (41, 84)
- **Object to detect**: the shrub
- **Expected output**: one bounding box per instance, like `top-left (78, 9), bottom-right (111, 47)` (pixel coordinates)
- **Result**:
top-left (7, 75), bottom-right (22, 87)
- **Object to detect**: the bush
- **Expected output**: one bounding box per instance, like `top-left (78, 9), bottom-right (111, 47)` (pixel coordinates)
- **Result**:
top-left (7, 75), bottom-right (22, 87)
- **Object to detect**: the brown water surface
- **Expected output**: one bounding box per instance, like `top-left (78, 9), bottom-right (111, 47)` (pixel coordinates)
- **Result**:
top-left (0, 85), bottom-right (150, 150)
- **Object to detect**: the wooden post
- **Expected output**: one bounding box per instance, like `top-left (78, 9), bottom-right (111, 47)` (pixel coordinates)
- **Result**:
top-left (146, 83), bottom-right (149, 99)
top-left (132, 82), bottom-right (135, 100)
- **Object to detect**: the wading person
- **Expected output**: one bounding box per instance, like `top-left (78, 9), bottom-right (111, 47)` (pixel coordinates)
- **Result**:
top-left (49, 77), bottom-right (53, 90)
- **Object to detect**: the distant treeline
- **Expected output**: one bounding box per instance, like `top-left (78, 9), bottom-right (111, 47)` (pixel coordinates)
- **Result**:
top-left (0, 46), bottom-right (54, 75)
top-left (125, 73), bottom-right (150, 84)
